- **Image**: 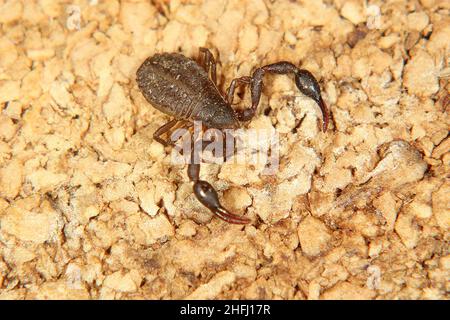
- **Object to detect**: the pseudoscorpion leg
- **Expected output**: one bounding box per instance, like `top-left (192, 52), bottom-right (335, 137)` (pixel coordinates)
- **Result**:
top-left (199, 47), bottom-right (217, 85)
top-left (153, 119), bottom-right (179, 146)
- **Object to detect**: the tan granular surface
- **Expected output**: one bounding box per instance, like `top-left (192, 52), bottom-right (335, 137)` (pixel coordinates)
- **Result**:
top-left (0, 0), bottom-right (449, 300)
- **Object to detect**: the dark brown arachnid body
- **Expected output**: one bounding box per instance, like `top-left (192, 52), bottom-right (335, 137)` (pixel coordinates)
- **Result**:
top-left (136, 48), bottom-right (329, 224)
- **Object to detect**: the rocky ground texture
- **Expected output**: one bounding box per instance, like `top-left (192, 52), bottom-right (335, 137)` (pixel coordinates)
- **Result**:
top-left (0, 0), bottom-right (449, 299)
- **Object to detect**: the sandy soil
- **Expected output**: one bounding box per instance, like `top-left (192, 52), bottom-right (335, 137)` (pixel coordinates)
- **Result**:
top-left (0, 0), bottom-right (449, 299)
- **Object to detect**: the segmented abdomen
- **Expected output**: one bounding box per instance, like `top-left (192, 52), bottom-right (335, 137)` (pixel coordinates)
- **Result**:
top-left (136, 53), bottom-right (215, 119)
